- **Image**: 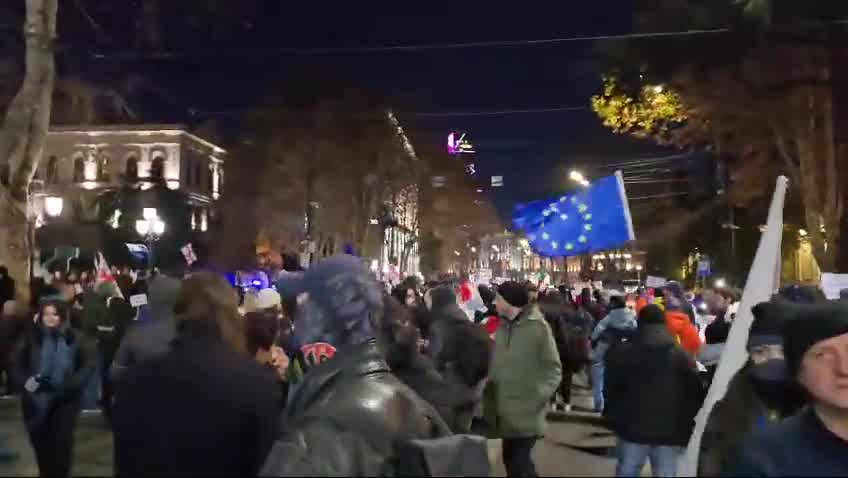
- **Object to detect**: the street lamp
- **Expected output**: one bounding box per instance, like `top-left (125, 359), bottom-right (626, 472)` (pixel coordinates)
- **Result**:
top-left (635, 264), bottom-right (644, 283)
top-left (136, 208), bottom-right (166, 272)
top-left (44, 196), bottom-right (64, 218)
top-left (569, 170), bottom-right (590, 187)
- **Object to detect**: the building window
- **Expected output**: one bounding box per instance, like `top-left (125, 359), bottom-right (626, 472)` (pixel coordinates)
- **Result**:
top-left (46, 156), bottom-right (58, 184)
top-left (73, 155), bottom-right (85, 183)
top-left (150, 155), bottom-right (165, 181)
top-left (126, 155), bottom-right (138, 181)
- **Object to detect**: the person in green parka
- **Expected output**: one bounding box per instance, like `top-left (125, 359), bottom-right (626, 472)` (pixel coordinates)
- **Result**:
top-left (489, 281), bottom-right (562, 478)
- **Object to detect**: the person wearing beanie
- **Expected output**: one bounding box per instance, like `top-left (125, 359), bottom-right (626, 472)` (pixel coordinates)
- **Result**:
top-left (726, 303), bottom-right (848, 476)
top-left (698, 300), bottom-right (807, 476)
top-left (489, 281), bottom-right (562, 477)
top-left (661, 282), bottom-right (702, 356)
top-left (604, 305), bottom-right (705, 477)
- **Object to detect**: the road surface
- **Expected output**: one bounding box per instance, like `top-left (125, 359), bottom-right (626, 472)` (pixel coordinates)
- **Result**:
top-left (0, 381), bottom-right (634, 477)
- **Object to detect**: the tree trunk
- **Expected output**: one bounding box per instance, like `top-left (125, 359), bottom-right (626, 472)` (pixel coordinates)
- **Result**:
top-left (0, 0), bottom-right (57, 303)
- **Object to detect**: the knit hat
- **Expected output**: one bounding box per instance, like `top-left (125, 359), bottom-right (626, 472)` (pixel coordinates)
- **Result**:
top-left (638, 304), bottom-right (665, 326)
top-left (784, 302), bottom-right (848, 379)
top-left (747, 301), bottom-right (795, 350)
top-left (497, 281), bottom-right (529, 308)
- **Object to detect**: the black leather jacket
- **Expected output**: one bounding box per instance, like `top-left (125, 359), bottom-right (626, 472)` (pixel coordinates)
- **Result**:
top-left (260, 342), bottom-right (450, 476)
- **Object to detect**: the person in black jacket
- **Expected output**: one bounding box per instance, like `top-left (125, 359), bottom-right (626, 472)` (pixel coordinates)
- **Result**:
top-left (424, 284), bottom-right (491, 390)
top-left (112, 273), bottom-right (281, 477)
top-left (9, 299), bottom-right (97, 477)
top-left (382, 296), bottom-right (476, 433)
top-left (604, 304), bottom-right (705, 477)
top-left (0, 266), bottom-right (15, 310)
top-left (724, 303), bottom-right (848, 476)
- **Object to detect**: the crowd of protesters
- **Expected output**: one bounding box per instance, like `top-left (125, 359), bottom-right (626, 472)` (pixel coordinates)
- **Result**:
top-left (0, 255), bottom-right (847, 477)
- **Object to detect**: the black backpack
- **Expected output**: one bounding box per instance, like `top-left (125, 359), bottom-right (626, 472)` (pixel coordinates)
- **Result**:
top-left (453, 322), bottom-right (493, 388)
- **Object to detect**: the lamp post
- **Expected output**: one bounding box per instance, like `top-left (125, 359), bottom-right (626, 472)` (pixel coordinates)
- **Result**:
top-left (135, 208), bottom-right (165, 272)
top-left (636, 264), bottom-right (643, 284)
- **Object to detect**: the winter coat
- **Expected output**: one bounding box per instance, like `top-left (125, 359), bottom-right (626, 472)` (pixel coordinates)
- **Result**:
top-left (113, 335), bottom-right (282, 477)
top-left (392, 353), bottom-right (477, 433)
top-left (259, 342), bottom-right (451, 476)
top-left (724, 406), bottom-right (848, 477)
top-left (699, 366), bottom-right (806, 476)
top-left (9, 322), bottom-right (97, 430)
top-left (604, 324), bottom-right (705, 447)
top-left (428, 301), bottom-right (491, 388)
top-left (590, 307), bottom-right (636, 364)
top-left (665, 309), bottom-right (702, 355)
top-left (110, 275), bottom-right (181, 383)
top-left (489, 304), bottom-right (562, 438)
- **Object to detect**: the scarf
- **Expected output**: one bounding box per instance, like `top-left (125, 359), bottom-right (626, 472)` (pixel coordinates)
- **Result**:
top-left (38, 324), bottom-right (75, 389)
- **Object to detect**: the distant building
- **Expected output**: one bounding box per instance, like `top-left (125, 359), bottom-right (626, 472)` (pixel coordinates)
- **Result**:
top-left (29, 125), bottom-right (226, 268)
top-left (31, 124), bottom-right (225, 231)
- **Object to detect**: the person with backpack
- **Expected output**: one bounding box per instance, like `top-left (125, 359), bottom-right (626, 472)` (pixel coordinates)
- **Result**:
top-left (589, 291), bottom-right (636, 414)
top-left (261, 256), bottom-right (490, 476)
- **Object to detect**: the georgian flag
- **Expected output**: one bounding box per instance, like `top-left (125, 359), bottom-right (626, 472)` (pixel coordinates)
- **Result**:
top-left (95, 252), bottom-right (123, 298)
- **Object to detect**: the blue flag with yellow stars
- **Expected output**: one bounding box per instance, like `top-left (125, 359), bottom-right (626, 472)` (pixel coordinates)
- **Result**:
top-left (512, 171), bottom-right (635, 257)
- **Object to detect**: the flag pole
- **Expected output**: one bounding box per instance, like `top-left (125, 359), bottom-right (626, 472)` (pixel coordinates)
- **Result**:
top-left (678, 176), bottom-right (788, 476)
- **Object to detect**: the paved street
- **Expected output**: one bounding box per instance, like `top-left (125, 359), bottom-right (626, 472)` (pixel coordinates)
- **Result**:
top-left (0, 380), bottom-right (626, 477)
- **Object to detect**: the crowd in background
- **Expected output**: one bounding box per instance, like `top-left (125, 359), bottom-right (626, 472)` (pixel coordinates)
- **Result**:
top-left (0, 256), bottom-right (847, 477)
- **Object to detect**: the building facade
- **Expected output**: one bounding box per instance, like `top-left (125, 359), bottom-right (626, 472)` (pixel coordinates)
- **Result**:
top-left (31, 124), bottom-right (225, 230)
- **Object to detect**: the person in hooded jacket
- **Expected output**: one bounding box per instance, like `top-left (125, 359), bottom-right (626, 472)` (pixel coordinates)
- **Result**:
top-left (604, 305), bottom-right (705, 477)
top-left (91, 282), bottom-right (134, 419)
top-left (382, 296), bottom-right (477, 433)
top-left (109, 272), bottom-right (182, 383)
top-left (424, 284), bottom-right (491, 389)
top-left (698, 299), bottom-right (808, 476)
top-left (9, 299), bottom-right (97, 477)
top-left (260, 256), bottom-right (481, 477)
top-left (662, 282), bottom-right (702, 356)
top-left (589, 291), bottom-right (636, 414)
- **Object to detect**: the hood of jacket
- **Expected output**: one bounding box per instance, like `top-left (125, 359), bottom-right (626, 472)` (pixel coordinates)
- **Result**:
top-left (604, 308), bottom-right (637, 330)
top-left (147, 275), bottom-right (182, 322)
top-left (665, 310), bottom-right (691, 332)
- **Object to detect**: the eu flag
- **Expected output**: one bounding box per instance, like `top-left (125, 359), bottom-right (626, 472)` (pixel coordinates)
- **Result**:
top-left (512, 171), bottom-right (635, 257)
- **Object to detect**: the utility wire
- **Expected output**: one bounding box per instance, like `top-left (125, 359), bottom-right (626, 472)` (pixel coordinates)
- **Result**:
top-left (90, 28), bottom-right (731, 61)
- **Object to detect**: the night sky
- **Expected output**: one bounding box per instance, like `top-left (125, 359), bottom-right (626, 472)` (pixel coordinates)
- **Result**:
top-left (125, 1), bottom-right (670, 218)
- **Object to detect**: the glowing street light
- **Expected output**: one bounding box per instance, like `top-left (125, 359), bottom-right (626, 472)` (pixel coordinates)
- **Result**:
top-left (569, 170), bottom-right (585, 182)
top-left (136, 208), bottom-right (166, 272)
top-left (44, 196), bottom-right (64, 218)
top-left (714, 277), bottom-right (727, 289)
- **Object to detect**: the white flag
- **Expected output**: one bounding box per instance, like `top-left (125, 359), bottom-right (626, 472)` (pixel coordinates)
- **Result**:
top-left (678, 176), bottom-right (788, 476)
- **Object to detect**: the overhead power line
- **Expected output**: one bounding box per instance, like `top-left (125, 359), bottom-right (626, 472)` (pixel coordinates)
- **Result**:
top-left (414, 106), bottom-right (588, 117)
top-left (91, 28), bottom-right (731, 61)
top-left (190, 105), bottom-right (588, 118)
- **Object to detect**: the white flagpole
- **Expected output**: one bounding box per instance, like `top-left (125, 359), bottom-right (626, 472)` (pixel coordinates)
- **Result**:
top-left (678, 176), bottom-right (788, 476)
